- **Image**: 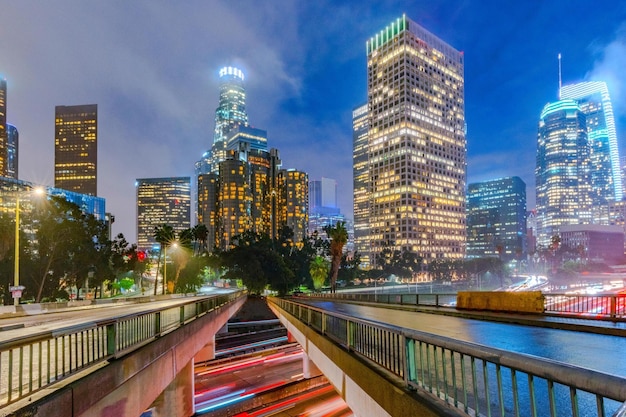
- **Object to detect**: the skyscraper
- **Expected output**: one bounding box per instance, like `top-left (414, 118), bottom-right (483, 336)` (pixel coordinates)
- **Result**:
top-left (279, 169), bottom-right (309, 242)
top-left (466, 177), bottom-right (527, 261)
top-left (560, 81), bottom-right (622, 203)
top-left (55, 104), bottom-right (98, 196)
top-left (196, 66), bottom-right (249, 176)
top-left (0, 77), bottom-right (6, 177)
top-left (362, 15), bottom-right (466, 266)
top-left (6, 124), bottom-right (18, 179)
top-left (352, 103), bottom-right (370, 266)
top-left (536, 99), bottom-right (592, 247)
top-left (136, 177), bottom-right (191, 250)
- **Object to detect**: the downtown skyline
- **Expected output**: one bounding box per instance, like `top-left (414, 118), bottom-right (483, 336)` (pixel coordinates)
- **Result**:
top-left (2, 1), bottom-right (626, 243)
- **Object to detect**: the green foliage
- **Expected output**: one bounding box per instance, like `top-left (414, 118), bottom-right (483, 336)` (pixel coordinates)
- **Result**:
top-left (309, 255), bottom-right (329, 291)
top-left (323, 221), bottom-right (348, 293)
top-left (375, 247), bottom-right (422, 279)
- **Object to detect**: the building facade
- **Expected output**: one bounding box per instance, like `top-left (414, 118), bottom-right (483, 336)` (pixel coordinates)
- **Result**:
top-left (559, 224), bottom-right (624, 265)
top-left (466, 177), bottom-right (527, 261)
top-left (54, 104), bottom-right (98, 196)
top-left (6, 124), bottom-right (18, 179)
top-left (0, 77), bottom-right (6, 177)
top-left (279, 169), bottom-right (309, 242)
top-left (363, 15), bottom-right (466, 266)
top-left (536, 99), bottom-right (592, 247)
top-left (136, 177), bottom-right (191, 250)
top-left (352, 103), bottom-right (370, 266)
top-left (196, 66), bottom-right (249, 176)
top-left (560, 81), bottom-right (622, 204)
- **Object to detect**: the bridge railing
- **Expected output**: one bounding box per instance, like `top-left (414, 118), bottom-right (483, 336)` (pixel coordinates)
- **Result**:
top-left (272, 297), bottom-right (626, 417)
top-left (0, 291), bottom-right (244, 407)
top-left (309, 292), bottom-right (626, 320)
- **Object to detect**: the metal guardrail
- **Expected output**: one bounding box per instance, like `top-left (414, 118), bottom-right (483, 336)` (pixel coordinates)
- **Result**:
top-left (310, 292), bottom-right (626, 320)
top-left (0, 291), bottom-right (244, 407)
top-left (272, 297), bottom-right (626, 417)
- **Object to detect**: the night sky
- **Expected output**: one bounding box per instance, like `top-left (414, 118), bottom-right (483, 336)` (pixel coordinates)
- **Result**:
top-left (2, 0), bottom-right (626, 243)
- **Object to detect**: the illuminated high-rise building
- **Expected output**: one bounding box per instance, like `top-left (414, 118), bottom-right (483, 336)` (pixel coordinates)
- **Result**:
top-left (0, 77), bottom-right (6, 177)
top-left (197, 172), bottom-right (218, 250)
top-left (55, 104), bottom-right (98, 196)
top-left (364, 15), bottom-right (466, 266)
top-left (352, 103), bottom-right (370, 266)
top-left (467, 177), bottom-right (527, 260)
top-left (536, 99), bottom-right (592, 246)
top-left (279, 169), bottom-right (309, 242)
top-left (216, 158), bottom-right (250, 249)
top-left (196, 66), bottom-right (249, 176)
top-left (136, 177), bottom-right (191, 250)
top-left (560, 81), bottom-right (622, 203)
top-left (6, 124), bottom-right (18, 179)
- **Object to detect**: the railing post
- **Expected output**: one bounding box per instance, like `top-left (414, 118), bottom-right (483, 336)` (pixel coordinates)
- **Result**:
top-left (180, 305), bottom-right (185, 324)
top-left (610, 296), bottom-right (617, 319)
top-left (106, 323), bottom-right (117, 356)
top-left (154, 311), bottom-right (161, 337)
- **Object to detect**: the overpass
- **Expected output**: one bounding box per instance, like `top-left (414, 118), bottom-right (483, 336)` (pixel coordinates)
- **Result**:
top-left (267, 294), bottom-right (626, 417)
top-left (0, 292), bottom-right (246, 417)
top-left (2, 291), bottom-right (626, 417)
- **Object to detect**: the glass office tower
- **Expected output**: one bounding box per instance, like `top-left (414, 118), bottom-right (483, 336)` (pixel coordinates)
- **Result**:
top-left (364, 15), bottom-right (466, 266)
top-left (196, 66), bottom-right (249, 176)
top-left (560, 81), bottom-right (622, 203)
top-left (467, 177), bottom-right (527, 261)
top-left (536, 100), bottom-right (592, 246)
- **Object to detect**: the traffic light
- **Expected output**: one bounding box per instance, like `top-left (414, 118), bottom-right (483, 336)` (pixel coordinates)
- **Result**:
top-left (137, 251), bottom-right (146, 262)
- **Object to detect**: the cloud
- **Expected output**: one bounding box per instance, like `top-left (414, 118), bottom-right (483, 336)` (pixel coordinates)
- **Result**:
top-left (587, 25), bottom-right (626, 118)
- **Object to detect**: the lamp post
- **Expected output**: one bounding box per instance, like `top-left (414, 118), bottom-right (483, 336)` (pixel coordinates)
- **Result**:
top-left (13, 187), bottom-right (44, 306)
top-left (163, 245), bottom-right (167, 295)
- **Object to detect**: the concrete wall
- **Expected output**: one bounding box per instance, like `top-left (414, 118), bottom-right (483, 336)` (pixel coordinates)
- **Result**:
top-left (4, 296), bottom-right (246, 417)
top-left (268, 301), bottom-right (464, 417)
top-left (456, 291), bottom-right (544, 313)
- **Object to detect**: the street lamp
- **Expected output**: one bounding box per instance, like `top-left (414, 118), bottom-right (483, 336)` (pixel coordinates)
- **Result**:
top-left (163, 242), bottom-right (178, 295)
top-left (13, 186), bottom-right (45, 306)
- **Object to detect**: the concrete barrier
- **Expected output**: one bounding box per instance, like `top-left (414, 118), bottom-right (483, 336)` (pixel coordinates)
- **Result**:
top-left (456, 291), bottom-right (544, 314)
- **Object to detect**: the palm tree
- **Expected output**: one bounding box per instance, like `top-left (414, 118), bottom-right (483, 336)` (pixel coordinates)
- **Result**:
top-left (153, 224), bottom-right (175, 295)
top-left (309, 255), bottom-right (329, 292)
top-left (192, 224), bottom-right (209, 256)
top-left (323, 221), bottom-right (348, 293)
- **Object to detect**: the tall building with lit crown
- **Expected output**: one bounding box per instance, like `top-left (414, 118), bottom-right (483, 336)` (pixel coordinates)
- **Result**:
top-left (352, 103), bottom-right (370, 266)
top-left (136, 177), bottom-right (191, 250)
top-left (55, 104), bottom-right (98, 196)
top-left (6, 124), bottom-right (18, 179)
top-left (536, 99), bottom-right (592, 247)
top-left (196, 67), bottom-right (249, 176)
top-left (0, 77), bottom-right (6, 177)
top-left (560, 81), bottom-right (622, 204)
top-left (466, 177), bottom-right (527, 261)
top-left (364, 15), bottom-right (466, 266)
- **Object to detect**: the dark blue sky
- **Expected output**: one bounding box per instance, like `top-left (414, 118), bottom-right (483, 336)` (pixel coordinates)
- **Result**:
top-left (2, 1), bottom-right (626, 242)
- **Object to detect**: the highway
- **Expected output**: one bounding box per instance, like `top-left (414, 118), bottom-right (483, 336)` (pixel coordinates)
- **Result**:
top-left (299, 300), bottom-right (626, 377)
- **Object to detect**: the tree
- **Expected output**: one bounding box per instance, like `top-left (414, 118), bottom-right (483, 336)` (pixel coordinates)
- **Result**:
top-left (323, 221), bottom-right (348, 293)
top-left (153, 224), bottom-right (175, 295)
top-left (309, 256), bottom-right (329, 291)
top-left (375, 247), bottom-right (422, 280)
top-left (192, 224), bottom-right (209, 256)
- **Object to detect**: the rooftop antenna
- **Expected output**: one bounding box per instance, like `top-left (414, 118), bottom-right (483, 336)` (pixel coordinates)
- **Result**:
top-left (558, 53), bottom-right (562, 99)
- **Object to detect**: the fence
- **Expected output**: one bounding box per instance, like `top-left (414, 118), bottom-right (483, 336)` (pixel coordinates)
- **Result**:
top-left (0, 291), bottom-right (243, 407)
top-left (311, 291), bottom-right (626, 320)
top-left (271, 297), bottom-right (626, 417)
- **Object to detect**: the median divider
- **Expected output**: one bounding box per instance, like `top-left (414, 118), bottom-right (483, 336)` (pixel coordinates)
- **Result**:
top-left (456, 291), bottom-right (545, 313)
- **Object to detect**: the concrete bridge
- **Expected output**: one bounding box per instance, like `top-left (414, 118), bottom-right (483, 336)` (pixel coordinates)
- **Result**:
top-left (2, 293), bottom-right (245, 417)
top-left (3, 291), bottom-right (626, 417)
